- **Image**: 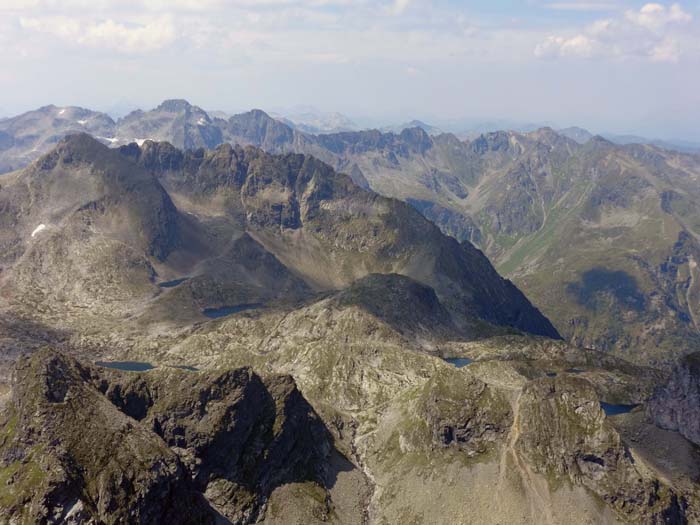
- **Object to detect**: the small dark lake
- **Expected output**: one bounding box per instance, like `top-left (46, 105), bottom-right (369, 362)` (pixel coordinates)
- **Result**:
top-left (203, 303), bottom-right (262, 319)
top-left (601, 402), bottom-right (638, 416)
top-left (444, 357), bottom-right (473, 368)
top-left (159, 277), bottom-right (190, 288)
top-left (96, 361), bottom-right (155, 372)
top-left (546, 371), bottom-right (557, 377)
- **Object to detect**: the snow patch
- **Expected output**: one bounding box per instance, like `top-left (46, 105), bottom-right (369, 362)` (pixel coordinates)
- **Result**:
top-left (77, 119), bottom-right (88, 125)
top-left (58, 108), bottom-right (66, 116)
top-left (31, 224), bottom-right (46, 238)
top-left (197, 117), bottom-right (208, 126)
top-left (64, 499), bottom-right (85, 519)
top-left (134, 138), bottom-right (148, 146)
top-left (98, 136), bottom-right (119, 144)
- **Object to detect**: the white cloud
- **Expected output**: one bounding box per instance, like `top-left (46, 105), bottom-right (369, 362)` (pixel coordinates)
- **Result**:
top-left (535, 34), bottom-right (599, 58)
top-left (0, 0), bottom-right (364, 10)
top-left (535, 2), bottom-right (695, 62)
top-left (545, 2), bottom-right (617, 11)
top-left (19, 15), bottom-right (176, 52)
top-left (649, 36), bottom-right (682, 62)
top-left (626, 2), bottom-right (692, 31)
top-left (389, 0), bottom-right (411, 15)
top-left (4, 0), bottom-right (696, 72)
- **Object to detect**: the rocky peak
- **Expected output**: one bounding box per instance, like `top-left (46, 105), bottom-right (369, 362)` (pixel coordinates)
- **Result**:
top-left (157, 99), bottom-right (195, 113)
top-left (469, 130), bottom-right (514, 154)
top-left (228, 109), bottom-right (281, 130)
top-left (248, 108), bottom-right (273, 119)
top-left (226, 109), bottom-right (296, 149)
top-left (23, 134), bottom-right (181, 260)
top-left (124, 139), bottom-right (185, 173)
top-left (527, 127), bottom-right (576, 149)
top-left (35, 132), bottom-right (111, 170)
top-left (398, 126), bottom-right (433, 154)
top-left (588, 135), bottom-right (615, 148)
top-left (37, 104), bottom-right (58, 113)
top-left (558, 126), bottom-right (594, 144)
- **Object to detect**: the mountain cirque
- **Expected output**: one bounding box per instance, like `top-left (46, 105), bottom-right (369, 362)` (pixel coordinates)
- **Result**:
top-left (3, 100), bottom-right (699, 366)
top-left (0, 134), bottom-right (698, 523)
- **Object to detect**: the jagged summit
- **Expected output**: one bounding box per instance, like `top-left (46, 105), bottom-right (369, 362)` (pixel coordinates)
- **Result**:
top-left (244, 108), bottom-right (274, 119)
top-left (156, 99), bottom-right (195, 112)
top-left (406, 119), bottom-right (433, 129)
top-left (398, 126), bottom-right (433, 153)
top-left (588, 134), bottom-right (615, 147)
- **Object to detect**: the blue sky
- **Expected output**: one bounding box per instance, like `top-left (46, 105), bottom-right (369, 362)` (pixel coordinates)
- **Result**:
top-left (1, 0), bottom-right (699, 139)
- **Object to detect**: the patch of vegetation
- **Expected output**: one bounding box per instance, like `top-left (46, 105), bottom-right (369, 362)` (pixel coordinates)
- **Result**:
top-left (0, 446), bottom-right (47, 510)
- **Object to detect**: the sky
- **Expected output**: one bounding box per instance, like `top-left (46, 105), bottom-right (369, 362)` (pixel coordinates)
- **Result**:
top-left (1, 0), bottom-right (699, 139)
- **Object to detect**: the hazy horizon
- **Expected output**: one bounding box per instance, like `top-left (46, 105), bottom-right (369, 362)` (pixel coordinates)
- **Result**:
top-left (2, 0), bottom-right (699, 141)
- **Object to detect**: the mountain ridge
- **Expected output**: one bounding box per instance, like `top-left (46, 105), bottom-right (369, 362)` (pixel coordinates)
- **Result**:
top-left (2, 102), bottom-right (699, 366)
top-left (0, 133), bottom-right (558, 343)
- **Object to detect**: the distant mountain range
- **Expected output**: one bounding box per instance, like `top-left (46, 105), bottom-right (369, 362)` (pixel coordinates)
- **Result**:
top-left (558, 126), bottom-right (700, 154)
top-left (2, 101), bottom-right (697, 176)
top-left (271, 107), bottom-right (358, 134)
top-left (381, 120), bottom-right (443, 136)
top-left (2, 100), bottom-right (700, 367)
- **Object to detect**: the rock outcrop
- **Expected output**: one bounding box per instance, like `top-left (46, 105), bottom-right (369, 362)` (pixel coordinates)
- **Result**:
top-left (0, 350), bottom-right (346, 525)
top-left (517, 376), bottom-right (689, 523)
top-left (648, 352), bottom-right (700, 446)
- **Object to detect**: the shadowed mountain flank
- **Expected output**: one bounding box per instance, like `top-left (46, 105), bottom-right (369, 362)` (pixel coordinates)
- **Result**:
top-left (0, 350), bottom-right (364, 524)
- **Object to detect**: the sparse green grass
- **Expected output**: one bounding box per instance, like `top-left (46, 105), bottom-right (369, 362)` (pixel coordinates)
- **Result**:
top-left (0, 446), bottom-right (47, 510)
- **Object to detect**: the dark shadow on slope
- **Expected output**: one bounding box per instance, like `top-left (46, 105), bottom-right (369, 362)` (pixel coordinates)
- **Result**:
top-left (101, 364), bottom-right (361, 522)
top-left (2, 350), bottom-right (366, 524)
top-left (406, 198), bottom-right (482, 245)
top-left (332, 273), bottom-right (461, 340)
top-left (566, 267), bottom-right (645, 312)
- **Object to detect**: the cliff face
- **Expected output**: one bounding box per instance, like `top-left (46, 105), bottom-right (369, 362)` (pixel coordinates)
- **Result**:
top-left (0, 350), bottom-right (348, 525)
top-left (648, 352), bottom-right (700, 446)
